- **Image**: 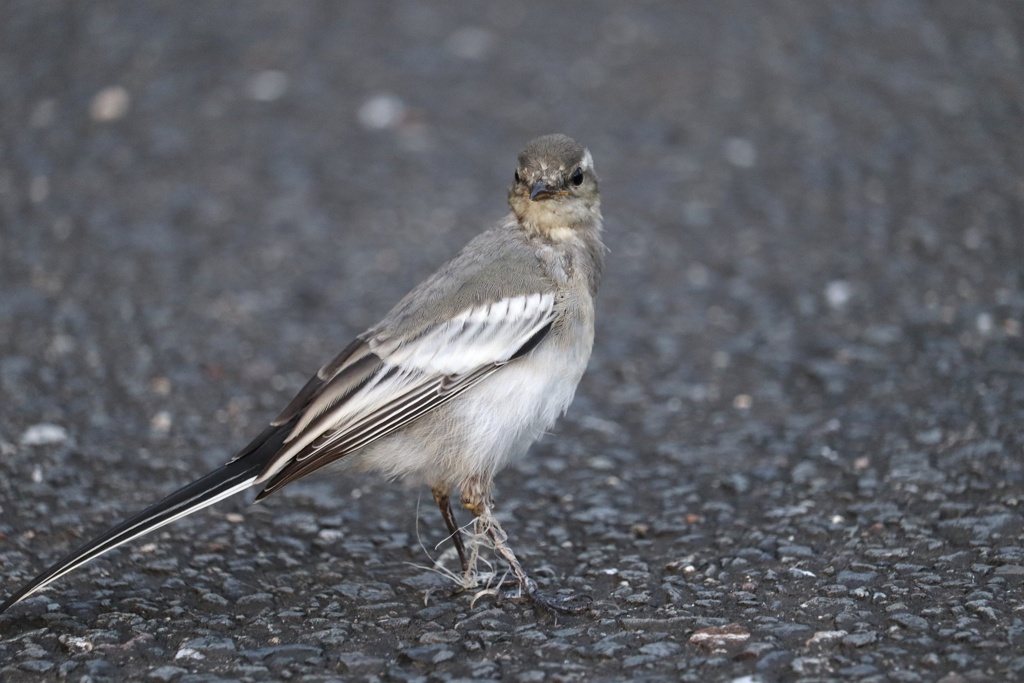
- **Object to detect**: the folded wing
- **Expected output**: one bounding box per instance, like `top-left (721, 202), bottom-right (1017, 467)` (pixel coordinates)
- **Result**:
top-left (253, 292), bottom-right (557, 497)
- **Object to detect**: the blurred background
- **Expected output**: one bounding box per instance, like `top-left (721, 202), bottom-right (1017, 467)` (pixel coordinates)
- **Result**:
top-left (1, 2), bottom-right (1023, 680)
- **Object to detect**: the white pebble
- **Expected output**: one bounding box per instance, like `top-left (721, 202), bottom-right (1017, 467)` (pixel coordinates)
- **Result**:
top-left (150, 410), bottom-right (172, 433)
top-left (357, 93), bottom-right (406, 130)
top-left (20, 423), bottom-right (70, 446)
top-left (90, 86), bottom-right (131, 122)
top-left (825, 280), bottom-right (852, 309)
top-left (59, 634), bottom-right (94, 653)
top-left (806, 630), bottom-right (848, 646)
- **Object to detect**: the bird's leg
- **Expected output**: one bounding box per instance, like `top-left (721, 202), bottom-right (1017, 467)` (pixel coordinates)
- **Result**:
top-left (432, 487), bottom-right (470, 574)
top-left (460, 477), bottom-right (588, 615)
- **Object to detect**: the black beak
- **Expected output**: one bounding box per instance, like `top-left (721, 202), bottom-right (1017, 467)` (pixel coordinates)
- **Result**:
top-left (530, 181), bottom-right (564, 201)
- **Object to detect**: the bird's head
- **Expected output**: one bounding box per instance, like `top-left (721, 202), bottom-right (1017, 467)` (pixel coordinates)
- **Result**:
top-left (508, 134), bottom-right (601, 239)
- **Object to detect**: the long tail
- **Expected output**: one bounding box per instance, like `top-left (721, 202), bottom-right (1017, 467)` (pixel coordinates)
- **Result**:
top-left (1, 423), bottom-right (288, 613)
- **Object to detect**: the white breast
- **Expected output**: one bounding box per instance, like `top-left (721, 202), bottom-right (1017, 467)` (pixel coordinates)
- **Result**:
top-left (351, 327), bottom-right (592, 489)
top-left (449, 338), bottom-right (587, 480)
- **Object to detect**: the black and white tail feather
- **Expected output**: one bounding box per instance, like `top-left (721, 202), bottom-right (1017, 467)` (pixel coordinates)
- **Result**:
top-left (0, 422), bottom-right (290, 612)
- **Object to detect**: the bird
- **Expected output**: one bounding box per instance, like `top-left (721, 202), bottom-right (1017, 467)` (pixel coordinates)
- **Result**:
top-left (1, 133), bottom-right (605, 614)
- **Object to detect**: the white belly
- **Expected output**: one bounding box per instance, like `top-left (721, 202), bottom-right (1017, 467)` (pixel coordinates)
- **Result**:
top-left (351, 332), bottom-right (591, 489)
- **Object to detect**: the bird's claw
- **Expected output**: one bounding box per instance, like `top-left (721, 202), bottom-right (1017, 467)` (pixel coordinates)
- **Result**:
top-left (469, 577), bottom-right (591, 615)
top-left (524, 587), bottom-right (592, 615)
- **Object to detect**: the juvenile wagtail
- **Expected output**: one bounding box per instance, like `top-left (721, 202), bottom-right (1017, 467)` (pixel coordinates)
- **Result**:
top-left (2, 133), bottom-right (605, 614)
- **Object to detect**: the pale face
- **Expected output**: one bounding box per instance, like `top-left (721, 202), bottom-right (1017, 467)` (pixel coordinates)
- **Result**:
top-left (508, 136), bottom-right (600, 238)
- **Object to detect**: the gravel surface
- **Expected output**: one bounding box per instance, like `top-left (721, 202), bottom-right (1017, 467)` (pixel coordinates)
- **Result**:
top-left (2, 2), bottom-right (1023, 681)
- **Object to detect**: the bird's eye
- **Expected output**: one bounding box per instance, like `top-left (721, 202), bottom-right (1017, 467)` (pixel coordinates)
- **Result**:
top-left (514, 170), bottom-right (521, 184)
top-left (571, 167), bottom-right (584, 186)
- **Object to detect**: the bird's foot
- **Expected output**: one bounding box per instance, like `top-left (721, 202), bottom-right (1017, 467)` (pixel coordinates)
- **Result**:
top-left (470, 577), bottom-right (590, 614)
top-left (458, 486), bottom-right (591, 614)
top-left (527, 588), bottom-right (592, 614)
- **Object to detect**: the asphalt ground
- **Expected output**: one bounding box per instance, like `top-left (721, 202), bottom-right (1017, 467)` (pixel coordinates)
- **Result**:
top-left (1, 2), bottom-right (1023, 681)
